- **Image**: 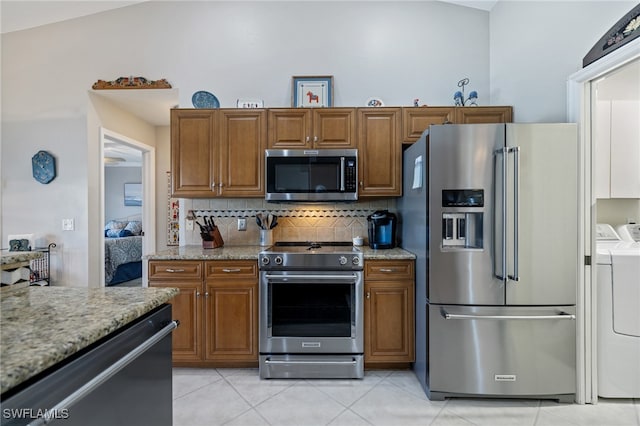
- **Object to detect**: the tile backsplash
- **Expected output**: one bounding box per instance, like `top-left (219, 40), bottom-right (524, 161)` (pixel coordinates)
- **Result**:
top-left (179, 198), bottom-right (396, 246)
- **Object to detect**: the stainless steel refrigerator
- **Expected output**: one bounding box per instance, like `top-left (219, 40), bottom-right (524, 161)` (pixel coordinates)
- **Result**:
top-left (398, 123), bottom-right (578, 402)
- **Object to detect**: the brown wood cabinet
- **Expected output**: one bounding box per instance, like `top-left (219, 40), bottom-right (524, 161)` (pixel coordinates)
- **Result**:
top-left (171, 109), bottom-right (266, 198)
top-left (357, 108), bottom-right (402, 197)
top-left (204, 261), bottom-right (259, 362)
top-left (364, 259), bottom-right (415, 367)
top-left (148, 259), bottom-right (259, 367)
top-left (401, 106), bottom-right (513, 143)
top-left (268, 108), bottom-right (356, 148)
top-left (455, 106), bottom-right (513, 124)
top-left (171, 109), bottom-right (216, 196)
top-left (147, 260), bottom-right (204, 362)
top-left (402, 107), bottom-right (455, 143)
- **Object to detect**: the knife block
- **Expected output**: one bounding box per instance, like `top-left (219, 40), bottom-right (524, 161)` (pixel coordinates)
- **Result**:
top-left (201, 227), bottom-right (224, 249)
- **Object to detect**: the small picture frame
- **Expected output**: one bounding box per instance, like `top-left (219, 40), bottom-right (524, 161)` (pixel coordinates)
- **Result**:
top-left (292, 75), bottom-right (333, 107)
top-left (124, 183), bottom-right (142, 206)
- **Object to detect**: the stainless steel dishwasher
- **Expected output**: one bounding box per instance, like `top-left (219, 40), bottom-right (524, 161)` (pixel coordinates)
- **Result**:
top-left (1, 304), bottom-right (177, 426)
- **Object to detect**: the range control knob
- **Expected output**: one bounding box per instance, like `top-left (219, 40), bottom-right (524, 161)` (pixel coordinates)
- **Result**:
top-left (261, 256), bottom-right (270, 265)
top-left (352, 257), bottom-right (360, 265)
top-left (339, 256), bottom-right (348, 266)
top-left (274, 256), bottom-right (283, 265)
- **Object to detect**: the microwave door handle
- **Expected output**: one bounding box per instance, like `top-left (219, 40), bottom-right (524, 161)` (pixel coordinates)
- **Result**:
top-left (340, 157), bottom-right (345, 191)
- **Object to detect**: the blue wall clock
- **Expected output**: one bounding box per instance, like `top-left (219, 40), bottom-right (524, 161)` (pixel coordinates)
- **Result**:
top-left (32, 150), bottom-right (56, 184)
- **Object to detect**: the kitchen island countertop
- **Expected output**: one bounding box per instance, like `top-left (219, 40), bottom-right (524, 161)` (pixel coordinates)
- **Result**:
top-left (0, 286), bottom-right (179, 395)
top-left (145, 245), bottom-right (416, 261)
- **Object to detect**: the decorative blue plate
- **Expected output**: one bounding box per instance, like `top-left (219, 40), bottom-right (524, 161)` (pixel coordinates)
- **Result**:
top-left (192, 91), bottom-right (220, 108)
top-left (32, 150), bottom-right (56, 184)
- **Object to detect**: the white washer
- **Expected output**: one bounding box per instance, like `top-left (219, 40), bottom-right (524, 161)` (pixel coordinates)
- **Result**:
top-left (596, 224), bottom-right (640, 398)
top-left (617, 223), bottom-right (640, 242)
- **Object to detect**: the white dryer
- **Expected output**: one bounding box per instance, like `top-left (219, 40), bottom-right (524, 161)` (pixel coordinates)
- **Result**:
top-left (596, 224), bottom-right (640, 398)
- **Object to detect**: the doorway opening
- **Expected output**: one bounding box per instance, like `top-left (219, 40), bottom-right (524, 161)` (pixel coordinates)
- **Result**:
top-left (568, 37), bottom-right (640, 404)
top-left (100, 128), bottom-right (156, 287)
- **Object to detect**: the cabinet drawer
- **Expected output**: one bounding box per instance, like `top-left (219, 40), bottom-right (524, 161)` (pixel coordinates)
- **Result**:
top-left (365, 260), bottom-right (414, 281)
top-left (148, 261), bottom-right (203, 280)
top-left (205, 261), bottom-right (258, 279)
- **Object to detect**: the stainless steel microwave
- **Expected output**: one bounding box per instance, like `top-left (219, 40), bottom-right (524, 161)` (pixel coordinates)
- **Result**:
top-left (265, 149), bottom-right (358, 201)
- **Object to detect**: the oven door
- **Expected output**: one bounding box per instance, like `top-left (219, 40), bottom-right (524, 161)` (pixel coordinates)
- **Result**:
top-left (260, 270), bottom-right (363, 354)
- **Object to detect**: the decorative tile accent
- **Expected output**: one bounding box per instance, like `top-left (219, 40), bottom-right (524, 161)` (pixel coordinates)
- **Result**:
top-left (179, 199), bottom-right (395, 246)
top-left (167, 172), bottom-right (179, 246)
top-left (190, 208), bottom-right (376, 218)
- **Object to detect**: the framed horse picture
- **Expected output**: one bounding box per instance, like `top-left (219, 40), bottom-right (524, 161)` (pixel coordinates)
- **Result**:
top-left (292, 75), bottom-right (333, 107)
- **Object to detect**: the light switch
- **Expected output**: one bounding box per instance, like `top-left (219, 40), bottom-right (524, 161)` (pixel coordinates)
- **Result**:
top-left (238, 218), bottom-right (247, 231)
top-left (186, 219), bottom-right (194, 231)
top-left (62, 218), bottom-right (74, 231)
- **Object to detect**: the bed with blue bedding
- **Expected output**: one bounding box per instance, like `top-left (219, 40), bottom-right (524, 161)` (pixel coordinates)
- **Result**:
top-left (104, 220), bottom-right (143, 286)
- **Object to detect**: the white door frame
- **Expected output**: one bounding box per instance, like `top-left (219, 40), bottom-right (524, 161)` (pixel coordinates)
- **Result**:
top-left (567, 38), bottom-right (640, 405)
top-left (99, 127), bottom-right (156, 287)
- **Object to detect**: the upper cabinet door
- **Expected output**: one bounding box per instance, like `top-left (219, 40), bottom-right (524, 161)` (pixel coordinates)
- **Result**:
top-left (267, 108), bottom-right (312, 148)
top-left (267, 108), bottom-right (356, 148)
top-left (402, 107), bottom-right (454, 143)
top-left (313, 108), bottom-right (356, 148)
top-left (455, 106), bottom-right (513, 124)
top-left (610, 100), bottom-right (640, 198)
top-left (171, 109), bottom-right (217, 197)
top-left (219, 110), bottom-right (267, 197)
top-left (357, 108), bottom-right (402, 197)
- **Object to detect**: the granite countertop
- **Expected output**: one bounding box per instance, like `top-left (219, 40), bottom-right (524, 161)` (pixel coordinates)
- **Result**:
top-left (0, 286), bottom-right (179, 395)
top-left (1, 251), bottom-right (44, 267)
top-left (145, 245), bottom-right (416, 261)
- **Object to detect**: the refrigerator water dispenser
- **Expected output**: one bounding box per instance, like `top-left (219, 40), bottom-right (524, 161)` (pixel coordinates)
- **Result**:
top-left (442, 212), bottom-right (483, 248)
top-left (441, 189), bottom-right (484, 249)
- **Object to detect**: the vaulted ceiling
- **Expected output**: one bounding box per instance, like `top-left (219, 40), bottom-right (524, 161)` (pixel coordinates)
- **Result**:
top-left (0, 1), bottom-right (498, 34)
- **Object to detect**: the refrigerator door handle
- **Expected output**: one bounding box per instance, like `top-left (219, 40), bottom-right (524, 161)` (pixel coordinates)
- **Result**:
top-left (508, 146), bottom-right (520, 282)
top-left (441, 309), bottom-right (576, 321)
top-left (494, 147), bottom-right (508, 281)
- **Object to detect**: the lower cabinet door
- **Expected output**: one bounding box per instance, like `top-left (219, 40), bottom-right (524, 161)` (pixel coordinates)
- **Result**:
top-left (205, 281), bottom-right (258, 361)
top-left (365, 281), bottom-right (415, 363)
top-left (149, 280), bottom-right (202, 362)
top-left (428, 304), bottom-right (576, 398)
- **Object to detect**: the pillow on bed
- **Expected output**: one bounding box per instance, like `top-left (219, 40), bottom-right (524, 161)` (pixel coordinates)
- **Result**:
top-left (105, 221), bottom-right (127, 238)
top-left (118, 229), bottom-right (134, 237)
top-left (124, 221), bottom-right (142, 236)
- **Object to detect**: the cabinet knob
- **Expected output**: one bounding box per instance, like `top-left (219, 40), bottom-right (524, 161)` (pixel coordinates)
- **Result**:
top-left (366, 291), bottom-right (371, 299)
top-left (205, 292), bottom-right (210, 297)
top-left (306, 136), bottom-right (310, 143)
top-left (211, 181), bottom-right (216, 189)
top-left (196, 291), bottom-right (201, 297)
top-left (314, 136), bottom-right (318, 143)
top-left (359, 181), bottom-right (363, 187)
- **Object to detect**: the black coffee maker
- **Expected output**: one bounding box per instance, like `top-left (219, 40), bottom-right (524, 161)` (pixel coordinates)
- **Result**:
top-left (367, 210), bottom-right (397, 249)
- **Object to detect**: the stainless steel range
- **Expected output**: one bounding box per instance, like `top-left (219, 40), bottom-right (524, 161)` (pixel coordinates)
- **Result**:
top-left (258, 242), bottom-right (364, 379)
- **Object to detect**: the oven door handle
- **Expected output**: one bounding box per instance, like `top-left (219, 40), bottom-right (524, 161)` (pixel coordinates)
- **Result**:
top-left (263, 273), bottom-right (359, 281)
top-left (264, 358), bottom-right (358, 365)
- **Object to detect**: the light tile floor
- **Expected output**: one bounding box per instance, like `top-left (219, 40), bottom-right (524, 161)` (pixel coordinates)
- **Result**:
top-left (173, 368), bottom-right (640, 426)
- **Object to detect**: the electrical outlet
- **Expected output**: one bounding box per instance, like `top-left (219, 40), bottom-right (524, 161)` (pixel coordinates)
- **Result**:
top-left (238, 218), bottom-right (247, 231)
top-left (186, 219), bottom-right (194, 231)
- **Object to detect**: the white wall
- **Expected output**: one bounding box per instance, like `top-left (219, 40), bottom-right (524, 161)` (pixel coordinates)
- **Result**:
top-left (1, 0), bottom-right (636, 286)
top-left (105, 167), bottom-right (142, 221)
top-left (490, 1), bottom-right (636, 122)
